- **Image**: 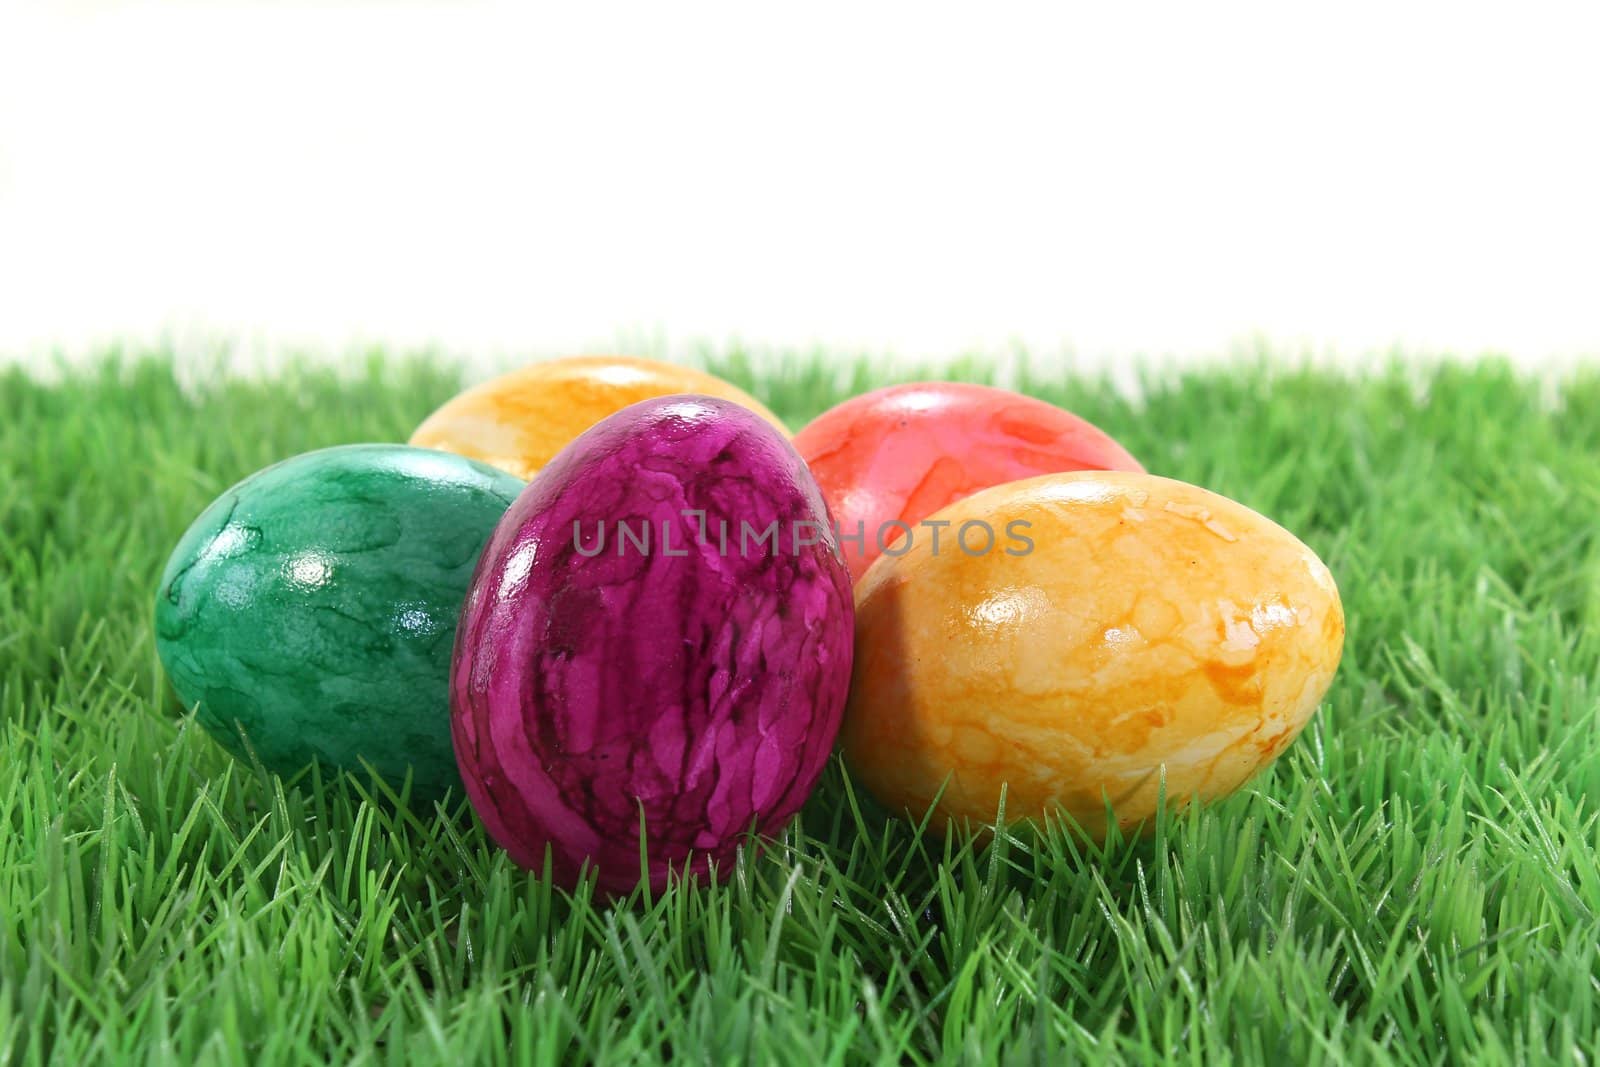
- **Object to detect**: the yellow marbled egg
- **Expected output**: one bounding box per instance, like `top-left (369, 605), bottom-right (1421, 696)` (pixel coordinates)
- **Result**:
top-left (841, 470), bottom-right (1344, 837)
top-left (410, 356), bottom-right (789, 480)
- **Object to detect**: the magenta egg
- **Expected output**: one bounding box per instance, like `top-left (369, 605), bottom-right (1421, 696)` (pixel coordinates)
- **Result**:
top-left (450, 395), bottom-right (854, 893)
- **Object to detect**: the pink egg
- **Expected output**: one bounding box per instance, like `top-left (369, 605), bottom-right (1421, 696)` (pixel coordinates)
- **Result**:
top-left (450, 397), bottom-right (853, 894)
top-left (794, 382), bottom-right (1144, 582)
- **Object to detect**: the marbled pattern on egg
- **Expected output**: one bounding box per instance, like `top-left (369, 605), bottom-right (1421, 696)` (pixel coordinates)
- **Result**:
top-left (841, 470), bottom-right (1344, 837)
top-left (451, 396), bottom-right (853, 894)
top-left (794, 381), bottom-right (1144, 582)
top-left (410, 355), bottom-right (791, 480)
top-left (154, 445), bottom-right (524, 800)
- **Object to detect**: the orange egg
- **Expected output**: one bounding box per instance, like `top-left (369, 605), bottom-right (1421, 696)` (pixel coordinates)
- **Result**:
top-left (410, 356), bottom-right (789, 480)
top-left (841, 470), bottom-right (1344, 837)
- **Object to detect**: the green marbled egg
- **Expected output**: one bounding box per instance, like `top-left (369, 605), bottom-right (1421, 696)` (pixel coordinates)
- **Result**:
top-left (154, 444), bottom-right (524, 800)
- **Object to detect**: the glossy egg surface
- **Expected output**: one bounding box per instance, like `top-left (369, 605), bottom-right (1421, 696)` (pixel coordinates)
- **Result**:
top-left (410, 355), bottom-right (790, 480)
top-left (154, 445), bottom-right (524, 799)
top-left (841, 470), bottom-right (1343, 835)
top-left (451, 396), bottom-right (853, 893)
top-left (794, 382), bottom-right (1143, 582)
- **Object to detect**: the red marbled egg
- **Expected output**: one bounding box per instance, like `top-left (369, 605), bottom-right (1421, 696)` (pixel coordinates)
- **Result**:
top-left (794, 382), bottom-right (1143, 582)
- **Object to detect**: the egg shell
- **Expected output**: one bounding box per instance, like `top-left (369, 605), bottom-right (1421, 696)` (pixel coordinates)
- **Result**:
top-left (841, 470), bottom-right (1343, 836)
top-left (154, 445), bottom-right (524, 800)
top-left (450, 395), bottom-right (853, 893)
top-left (795, 382), bottom-right (1143, 582)
top-left (410, 355), bottom-right (790, 480)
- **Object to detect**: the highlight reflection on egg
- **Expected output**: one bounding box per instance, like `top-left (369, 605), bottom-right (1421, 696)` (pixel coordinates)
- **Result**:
top-left (411, 355), bottom-right (790, 480)
top-left (840, 470), bottom-right (1344, 836)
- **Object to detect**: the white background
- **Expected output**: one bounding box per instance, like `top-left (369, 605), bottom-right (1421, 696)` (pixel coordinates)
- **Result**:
top-left (2, 0), bottom-right (1597, 372)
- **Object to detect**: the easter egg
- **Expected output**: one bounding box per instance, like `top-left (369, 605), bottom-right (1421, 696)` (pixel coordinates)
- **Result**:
top-left (154, 445), bottom-right (524, 800)
top-left (451, 396), bottom-right (853, 893)
top-left (410, 355), bottom-right (790, 481)
top-left (840, 470), bottom-right (1343, 836)
top-left (794, 382), bottom-right (1144, 583)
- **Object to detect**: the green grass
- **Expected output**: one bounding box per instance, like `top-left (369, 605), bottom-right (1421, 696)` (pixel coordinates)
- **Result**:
top-left (4, 350), bottom-right (1600, 1065)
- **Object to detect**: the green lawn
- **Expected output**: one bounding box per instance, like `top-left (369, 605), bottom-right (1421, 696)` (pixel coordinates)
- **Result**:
top-left (4, 352), bottom-right (1600, 1065)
